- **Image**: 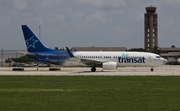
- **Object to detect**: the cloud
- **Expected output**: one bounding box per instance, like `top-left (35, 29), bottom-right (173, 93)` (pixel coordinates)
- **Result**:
top-left (13, 0), bottom-right (28, 11)
top-left (75, 0), bottom-right (127, 9)
top-left (85, 11), bottom-right (108, 24)
top-left (56, 14), bottom-right (66, 22)
top-left (4, 0), bottom-right (28, 11)
top-left (164, 0), bottom-right (180, 5)
top-left (1, 0), bottom-right (180, 50)
top-left (40, 0), bottom-right (63, 9)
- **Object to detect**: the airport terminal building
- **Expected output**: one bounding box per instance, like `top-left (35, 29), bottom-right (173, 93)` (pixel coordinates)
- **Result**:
top-left (160, 47), bottom-right (180, 64)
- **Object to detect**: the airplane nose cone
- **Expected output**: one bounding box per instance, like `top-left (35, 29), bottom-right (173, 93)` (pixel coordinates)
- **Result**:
top-left (163, 59), bottom-right (167, 65)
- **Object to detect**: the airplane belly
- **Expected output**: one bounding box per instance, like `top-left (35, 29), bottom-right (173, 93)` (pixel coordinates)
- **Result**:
top-left (117, 60), bottom-right (155, 67)
top-left (117, 63), bottom-right (140, 67)
top-left (63, 58), bottom-right (85, 67)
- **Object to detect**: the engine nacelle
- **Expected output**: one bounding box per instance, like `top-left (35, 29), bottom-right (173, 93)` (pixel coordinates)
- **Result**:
top-left (178, 58), bottom-right (180, 62)
top-left (102, 62), bottom-right (117, 70)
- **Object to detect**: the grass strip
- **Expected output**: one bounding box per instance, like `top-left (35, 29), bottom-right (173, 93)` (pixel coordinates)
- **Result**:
top-left (0, 76), bottom-right (180, 111)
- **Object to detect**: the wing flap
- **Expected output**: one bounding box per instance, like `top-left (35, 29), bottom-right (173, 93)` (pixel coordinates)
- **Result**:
top-left (79, 58), bottom-right (110, 67)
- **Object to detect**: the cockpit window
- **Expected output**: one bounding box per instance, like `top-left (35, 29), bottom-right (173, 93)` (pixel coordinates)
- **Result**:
top-left (156, 56), bottom-right (161, 58)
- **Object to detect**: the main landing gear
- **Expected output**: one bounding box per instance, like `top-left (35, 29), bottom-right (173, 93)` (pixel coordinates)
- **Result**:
top-left (91, 67), bottom-right (96, 72)
top-left (150, 68), bottom-right (154, 72)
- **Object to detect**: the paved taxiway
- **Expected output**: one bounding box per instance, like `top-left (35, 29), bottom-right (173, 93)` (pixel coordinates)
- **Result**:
top-left (0, 65), bottom-right (180, 76)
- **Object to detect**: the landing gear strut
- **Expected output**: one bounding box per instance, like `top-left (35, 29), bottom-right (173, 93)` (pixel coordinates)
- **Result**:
top-left (150, 68), bottom-right (154, 72)
top-left (91, 67), bottom-right (96, 72)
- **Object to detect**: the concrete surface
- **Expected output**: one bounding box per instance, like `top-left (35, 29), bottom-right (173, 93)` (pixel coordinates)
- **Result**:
top-left (0, 65), bottom-right (179, 76)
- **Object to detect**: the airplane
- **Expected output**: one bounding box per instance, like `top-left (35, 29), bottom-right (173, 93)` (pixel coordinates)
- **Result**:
top-left (21, 25), bottom-right (81, 66)
top-left (22, 25), bottom-right (167, 72)
top-left (66, 47), bottom-right (167, 72)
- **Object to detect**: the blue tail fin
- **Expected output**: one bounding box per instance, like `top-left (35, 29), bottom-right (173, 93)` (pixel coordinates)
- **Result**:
top-left (21, 25), bottom-right (54, 52)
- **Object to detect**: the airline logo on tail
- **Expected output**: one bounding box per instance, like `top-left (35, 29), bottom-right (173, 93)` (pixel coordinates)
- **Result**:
top-left (25, 35), bottom-right (39, 49)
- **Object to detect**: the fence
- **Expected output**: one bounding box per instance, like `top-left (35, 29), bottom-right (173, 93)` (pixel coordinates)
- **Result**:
top-left (0, 49), bottom-right (25, 67)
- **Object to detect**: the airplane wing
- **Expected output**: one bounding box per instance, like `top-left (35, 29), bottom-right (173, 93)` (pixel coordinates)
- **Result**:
top-left (79, 58), bottom-right (112, 67)
top-left (66, 47), bottom-right (108, 67)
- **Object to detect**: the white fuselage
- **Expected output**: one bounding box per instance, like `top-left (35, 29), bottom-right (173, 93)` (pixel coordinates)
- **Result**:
top-left (64, 51), bottom-right (166, 68)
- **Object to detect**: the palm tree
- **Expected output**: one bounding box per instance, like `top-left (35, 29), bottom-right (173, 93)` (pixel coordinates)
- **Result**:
top-left (5, 58), bottom-right (12, 67)
top-left (151, 46), bottom-right (160, 55)
top-left (54, 47), bottom-right (59, 50)
top-left (174, 55), bottom-right (180, 65)
top-left (171, 45), bottom-right (176, 48)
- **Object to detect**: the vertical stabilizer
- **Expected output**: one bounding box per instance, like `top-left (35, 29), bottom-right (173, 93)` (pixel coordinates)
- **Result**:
top-left (21, 25), bottom-right (53, 52)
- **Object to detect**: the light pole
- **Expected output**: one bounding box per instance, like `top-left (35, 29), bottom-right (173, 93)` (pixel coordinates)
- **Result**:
top-left (39, 25), bottom-right (41, 40)
top-left (1, 48), bottom-right (3, 67)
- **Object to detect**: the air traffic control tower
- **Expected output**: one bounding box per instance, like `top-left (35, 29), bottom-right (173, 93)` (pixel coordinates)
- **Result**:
top-left (144, 6), bottom-right (158, 51)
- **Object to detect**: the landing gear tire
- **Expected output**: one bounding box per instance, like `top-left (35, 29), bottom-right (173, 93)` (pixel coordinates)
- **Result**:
top-left (91, 67), bottom-right (96, 72)
top-left (151, 68), bottom-right (154, 72)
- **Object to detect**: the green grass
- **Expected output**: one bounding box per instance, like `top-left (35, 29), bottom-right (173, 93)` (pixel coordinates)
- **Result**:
top-left (0, 76), bottom-right (180, 111)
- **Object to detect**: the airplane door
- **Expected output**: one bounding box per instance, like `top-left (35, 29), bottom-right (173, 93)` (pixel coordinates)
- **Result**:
top-left (149, 56), bottom-right (152, 62)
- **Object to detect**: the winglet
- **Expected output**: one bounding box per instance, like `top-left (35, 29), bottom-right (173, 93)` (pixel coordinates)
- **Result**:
top-left (66, 47), bottom-right (75, 57)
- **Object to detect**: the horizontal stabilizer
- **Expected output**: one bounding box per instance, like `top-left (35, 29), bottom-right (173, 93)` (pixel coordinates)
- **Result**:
top-left (18, 50), bottom-right (38, 56)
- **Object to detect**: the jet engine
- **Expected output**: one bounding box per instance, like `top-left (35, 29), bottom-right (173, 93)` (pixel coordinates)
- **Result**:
top-left (102, 62), bottom-right (117, 70)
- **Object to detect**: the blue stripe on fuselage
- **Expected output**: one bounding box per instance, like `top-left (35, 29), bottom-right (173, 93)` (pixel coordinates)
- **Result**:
top-left (27, 51), bottom-right (70, 65)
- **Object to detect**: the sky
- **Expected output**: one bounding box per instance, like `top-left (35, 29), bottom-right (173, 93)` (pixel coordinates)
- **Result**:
top-left (0, 0), bottom-right (180, 50)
